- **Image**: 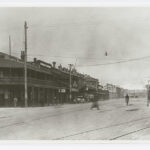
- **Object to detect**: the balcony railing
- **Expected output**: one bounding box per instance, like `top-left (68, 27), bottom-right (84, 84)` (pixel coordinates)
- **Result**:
top-left (0, 77), bottom-right (67, 88)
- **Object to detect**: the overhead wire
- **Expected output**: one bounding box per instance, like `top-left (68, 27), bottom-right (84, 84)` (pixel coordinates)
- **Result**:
top-left (6, 51), bottom-right (150, 68)
top-left (2, 21), bottom-right (150, 68)
top-left (76, 55), bottom-right (150, 67)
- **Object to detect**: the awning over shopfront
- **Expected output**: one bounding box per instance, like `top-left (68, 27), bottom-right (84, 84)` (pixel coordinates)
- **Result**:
top-left (71, 88), bottom-right (79, 92)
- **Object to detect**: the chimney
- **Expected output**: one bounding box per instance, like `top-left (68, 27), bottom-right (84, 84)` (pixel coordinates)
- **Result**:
top-left (34, 58), bottom-right (37, 63)
top-left (58, 64), bottom-right (62, 70)
top-left (52, 61), bottom-right (56, 68)
top-left (21, 51), bottom-right (25, 61)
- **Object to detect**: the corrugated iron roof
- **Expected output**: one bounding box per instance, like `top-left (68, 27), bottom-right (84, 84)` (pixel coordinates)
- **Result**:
top-left (0, 58), bottom-right (23, 68)
top-left (0, 58), bottom-right (53, 75)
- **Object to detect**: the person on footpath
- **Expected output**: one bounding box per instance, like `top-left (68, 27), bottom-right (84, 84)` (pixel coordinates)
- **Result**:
top-left (13, 97), bottom-right (18, 107)
top-left (125, 94), bottom-right (129, 106)
top-left (147, 87), bottom-right (150, 107)
top-left (91, 92), bottom-right (100, 110)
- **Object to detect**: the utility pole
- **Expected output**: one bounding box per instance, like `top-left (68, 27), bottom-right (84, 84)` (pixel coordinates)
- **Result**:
top-left (69, 64), bottom-right (73, 103)
top-left (24, 21), bottom-right (28, 107)
top-left (9, 35), bottom-right (11, 56)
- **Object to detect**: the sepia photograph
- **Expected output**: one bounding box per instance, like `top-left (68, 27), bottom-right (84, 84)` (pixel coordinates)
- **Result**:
top-left (0, 4), bottom-right (150, 142)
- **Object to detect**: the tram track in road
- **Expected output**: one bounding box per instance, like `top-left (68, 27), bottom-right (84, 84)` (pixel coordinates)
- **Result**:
top-left (53, 116), bottom-right (150, 140)
top-left (0, 98), bottom-right (137, 122)
top-left (0, 100), bottom-right (144, 138)
top-left (0, 104), bottom-right (124, 130)
top-left (109, 126), bottom-right (150, 140)
top-left (0, 101), bottom-right (126, 123)
top-left (0, 102), bottom-right (131, 129)
top-left (22, 103), bottom-right (134, 122)
top-left (0, 121), bottom-right (25, 129)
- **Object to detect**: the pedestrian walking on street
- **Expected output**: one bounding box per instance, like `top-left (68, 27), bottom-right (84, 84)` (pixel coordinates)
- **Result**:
top-left (13, 97), bottom-right (18, 107)
top-left (53, 96), bottom-right (57, 105)
top-left (125, 94), bottom-right (129, 106)
top-left (91, 92), bottom-right (100, 110)
top-left (147, 88), bottom-right (150, 107)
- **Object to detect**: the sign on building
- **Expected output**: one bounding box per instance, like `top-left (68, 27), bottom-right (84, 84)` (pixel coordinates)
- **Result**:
top-left (59, 89), bottom-right (66, 93)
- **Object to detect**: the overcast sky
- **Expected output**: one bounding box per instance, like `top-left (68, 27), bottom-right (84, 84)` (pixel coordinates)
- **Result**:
top-left (1, 7), bottom-right (150, 89)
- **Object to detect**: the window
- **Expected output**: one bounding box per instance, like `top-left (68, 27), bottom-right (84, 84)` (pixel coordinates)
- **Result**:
top-left (0, 71), bottom-right (3, 78)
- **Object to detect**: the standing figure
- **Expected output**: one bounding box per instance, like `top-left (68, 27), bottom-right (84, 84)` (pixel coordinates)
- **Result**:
top-left (147, 88), bottom-right (150, 107)
top-left (125, 94), bottom-right (129, 106)
top-left (13, 97), bottom-right (18, 107)
top-left (91, 93), bottom-right (100, 110)
top-left (53, 96), bottom-right (57, 105)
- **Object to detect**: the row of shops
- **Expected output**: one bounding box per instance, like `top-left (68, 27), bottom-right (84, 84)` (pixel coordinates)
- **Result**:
top-left (103, 83), bottom-right (125, 99)
top-left (0, 52), bottom-right (109, 107)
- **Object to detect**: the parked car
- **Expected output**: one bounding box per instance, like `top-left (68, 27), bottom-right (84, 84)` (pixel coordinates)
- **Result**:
top-left (74, 96), bottom-right (85, 103)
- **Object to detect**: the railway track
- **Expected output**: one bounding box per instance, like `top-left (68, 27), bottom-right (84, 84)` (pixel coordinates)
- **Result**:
top-left (0, 100), bottom-right (147, 140)
top-left (53, 115), bottom-right (150, 140)
top-left (0, 102), bottom-right (127, 124)
top-left (0, 106), bottom-right (122, 130)
top-left (109, 126), bottom-right (150, 140)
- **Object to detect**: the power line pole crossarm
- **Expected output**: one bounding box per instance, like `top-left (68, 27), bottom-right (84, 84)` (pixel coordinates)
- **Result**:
top-left (69, 64), bottom-right (73, 103)
top-left (9, 35), bottom-right (11, 57)
top-left (24, 21), bottom-right (28, 107)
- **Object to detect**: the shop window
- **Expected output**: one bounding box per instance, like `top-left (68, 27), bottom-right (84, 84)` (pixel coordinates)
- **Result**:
top-left (0, 71), bottom-right (3, 78)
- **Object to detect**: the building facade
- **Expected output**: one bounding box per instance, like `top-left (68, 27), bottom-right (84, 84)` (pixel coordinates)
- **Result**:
top-left (0, 52), bottom-right (111, 107)
top-left (0, 52), bottom-right (81, 107)
top-left (104, 83), bottom-right (125, 99)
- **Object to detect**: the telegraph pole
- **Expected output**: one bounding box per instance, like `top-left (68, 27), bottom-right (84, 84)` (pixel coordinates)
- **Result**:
top-left (69, 64), bottom-right (73, 103)
top-left (9, 35), bottom-right (11, 56)
top-left (24, 21), bottom-right (28, 107)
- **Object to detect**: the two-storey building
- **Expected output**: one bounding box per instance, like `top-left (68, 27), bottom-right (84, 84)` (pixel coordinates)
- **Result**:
top-left (0, 52), bottom-right (81, 107)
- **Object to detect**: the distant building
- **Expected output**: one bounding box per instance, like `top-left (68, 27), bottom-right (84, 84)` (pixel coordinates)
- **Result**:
top-left (77, 74), bottom-right (99, 100)
top-left (0, 52), bottom-right (81, 106)
top-left (125, 89), bottom-right (146, 98)
top-left (104, 83), bottom-right (125, 99)
top-left (97, 85), bottom-right (109, 100)
top-left (0, 52), bottom-right (114, 107)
